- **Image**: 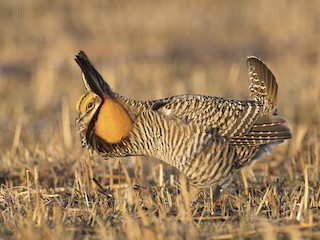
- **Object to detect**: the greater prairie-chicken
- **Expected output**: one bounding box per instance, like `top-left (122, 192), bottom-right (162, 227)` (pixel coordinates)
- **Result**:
top-left (75, 51), bottom-right (291, 196)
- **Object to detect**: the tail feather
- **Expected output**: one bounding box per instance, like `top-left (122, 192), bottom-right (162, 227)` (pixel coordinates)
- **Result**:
top-left (247, 56), bottom-right (278, 115)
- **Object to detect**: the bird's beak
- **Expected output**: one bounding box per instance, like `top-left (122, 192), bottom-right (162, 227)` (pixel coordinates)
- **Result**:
top-left (75, 50), bottom-right (113, 99)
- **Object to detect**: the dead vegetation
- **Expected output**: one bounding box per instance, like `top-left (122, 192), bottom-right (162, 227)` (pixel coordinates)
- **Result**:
top-left (0, 0), bottom-right (319, 239)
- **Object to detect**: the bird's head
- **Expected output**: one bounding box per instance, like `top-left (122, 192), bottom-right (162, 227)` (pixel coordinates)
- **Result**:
top-left (75, 51), bottom-right (133, 148)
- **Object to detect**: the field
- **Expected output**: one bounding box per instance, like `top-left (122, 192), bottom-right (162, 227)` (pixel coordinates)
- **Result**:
top-left (1, 0), bottom-right (320, 239)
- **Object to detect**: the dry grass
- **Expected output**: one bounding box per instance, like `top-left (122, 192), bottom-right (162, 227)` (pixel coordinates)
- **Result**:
top-left (1, 0), bottom-right (320, 239)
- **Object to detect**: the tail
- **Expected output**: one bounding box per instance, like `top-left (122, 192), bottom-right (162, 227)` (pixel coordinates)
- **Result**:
top-left (75, 51), bottom-right (114, 98)
top-left (231, 57), bottom-right (292, 167)
top-left (244, 56), bottom-right (291, 143)
top-left (246, 56), bottom-right (278, 115)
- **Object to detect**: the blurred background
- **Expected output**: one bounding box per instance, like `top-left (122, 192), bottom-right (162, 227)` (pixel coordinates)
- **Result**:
top-left (1, 1), bottom-right (320, 238)
top-left (0, 0), bottom-right (319, 179)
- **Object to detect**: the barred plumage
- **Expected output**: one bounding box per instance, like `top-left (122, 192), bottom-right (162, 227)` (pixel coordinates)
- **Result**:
top-left (75, 51), bottom-right (291, 194)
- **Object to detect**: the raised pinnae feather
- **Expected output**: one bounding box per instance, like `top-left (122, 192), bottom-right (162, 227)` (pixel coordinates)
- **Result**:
top-left (75, 51), bottom-right (114, 98)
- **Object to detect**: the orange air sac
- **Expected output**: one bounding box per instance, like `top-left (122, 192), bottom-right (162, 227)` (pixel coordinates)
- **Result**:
top-left (95, 98), bottom-right (133, 144)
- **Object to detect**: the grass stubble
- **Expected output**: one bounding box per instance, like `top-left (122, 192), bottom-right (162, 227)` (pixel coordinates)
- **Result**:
top-left (1, 0), bottom-right (320, 239)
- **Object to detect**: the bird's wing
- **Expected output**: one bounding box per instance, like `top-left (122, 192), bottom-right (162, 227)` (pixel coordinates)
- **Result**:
top-left (150, 94), bottom-right (291, 145)
top-left (150, 94), bottom-right (262, 138)
top-left (230, 115), bottom-right (291, 145)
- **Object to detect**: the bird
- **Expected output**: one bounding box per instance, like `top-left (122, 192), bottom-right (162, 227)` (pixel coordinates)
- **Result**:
top-left (75, 51), bottom-right (291, 197)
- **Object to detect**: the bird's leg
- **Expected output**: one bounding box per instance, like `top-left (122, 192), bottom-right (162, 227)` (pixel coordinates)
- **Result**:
top-left (189, 185), bottom-right (222, 214)
top-left (189, 185), bottom-right (201, 202)
top-left (211, 185), bottom-right (222, 201)
top-left (189, 185), bottom-right (221, 203)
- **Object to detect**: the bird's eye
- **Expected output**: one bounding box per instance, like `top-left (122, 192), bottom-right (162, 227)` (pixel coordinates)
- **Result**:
top-left (86, 101), bottom-right (94, 111)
